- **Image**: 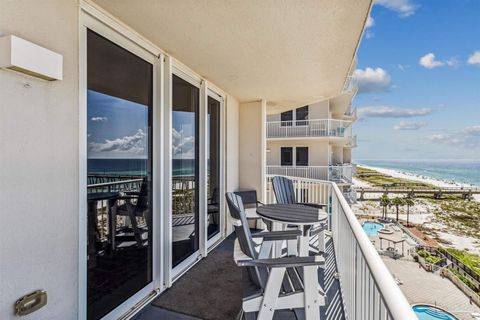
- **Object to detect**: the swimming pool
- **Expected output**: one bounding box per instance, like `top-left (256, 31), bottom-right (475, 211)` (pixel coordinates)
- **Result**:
top-left (412, 305), bottom-right (458, 320)
top-left (362, 221), bottom-right (384, 236)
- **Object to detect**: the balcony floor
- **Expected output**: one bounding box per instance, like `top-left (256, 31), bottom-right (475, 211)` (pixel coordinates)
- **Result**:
top-left (135, 234), bottom-right (345, 320)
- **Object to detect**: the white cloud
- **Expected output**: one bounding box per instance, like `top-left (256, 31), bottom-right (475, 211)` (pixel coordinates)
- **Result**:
top-left (91, 116), bottom-right (108, 122)
top-left (393, 120), bottom-right (428, 130)
top-left (366, 16), bottom-right (375, 28)
top-left (88, 129), bottom-right (146, 156)
top-left (428, 125), bottom-right (480, 148)
top-left (467, 51), bottom-right (480, 65)
top-left (419, 53), bottom-right (444, 69)
top-left (446, 56), bottom-right (459, 67)
top-left (353, 67), bottom-right (391, 93)
top-left (365, 31), bottom-right (374, 39)
top-left (375, 0), bottom-right (417, 17)
top-left (419, 53), bottom-right (459, 69)
top-left (358, 106), bottom-right (432, 119)
top-left (172, 128), bottom-right (195, 159)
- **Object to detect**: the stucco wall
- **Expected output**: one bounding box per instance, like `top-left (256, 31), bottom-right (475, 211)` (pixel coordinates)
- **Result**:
top-left (331, 146), bottom-right (344, 164)
top-left (266, 140), bottom-right (329, 166)
top-left (239, 100), bottom-right (266, 200)
top-left (343, 148), bottom-right (352, 163)
top-left (0, 1), bottom-right (79, 319)
top-left (225, 94), bottom-right (240, 235)
top-left (308, 100), bottom-right (329, 119)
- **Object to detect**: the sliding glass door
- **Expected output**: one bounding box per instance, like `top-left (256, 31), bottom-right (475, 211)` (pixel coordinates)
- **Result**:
top-left (171, 74), bottom-right (200, 267)
top-left (207, 96), bottom-right (221, 240)
top-left (86, 30), bottom-right (153, 320)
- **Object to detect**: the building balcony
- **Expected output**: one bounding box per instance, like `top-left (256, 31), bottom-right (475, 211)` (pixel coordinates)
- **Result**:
top-left (138, 177), bottom-right (415, 319)
top-left (346, 135), bottom-right (358, 148)
top-left (266, 119), bottom-right (353, 140)
top-left (344, 105), bottom-right (357, 119)
top-left (342, 75), bottom-right (358, 95)
top-left (266, 165), bottom-right (354, 184)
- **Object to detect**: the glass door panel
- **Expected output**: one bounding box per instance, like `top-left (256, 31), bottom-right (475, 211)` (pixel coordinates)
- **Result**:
top-left (207, 96), bottom-right (221, 240)
top-left (171, 74), bottom-right (200, 267)
top-left (86, 30), bottom-right (153, 320)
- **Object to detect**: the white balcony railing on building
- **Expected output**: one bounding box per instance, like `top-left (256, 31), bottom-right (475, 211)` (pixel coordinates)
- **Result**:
top-left (265, 176), bottom-right (418, 320)
top-left (345, 106), bottom-right (357, 118)
top-left (347, 135), bottom-right (357, 148)
top-left (266, 165), bottom-right (353, 184)
top-left (342, 75), bottom-right (359, 95)
top-left (266, 119), bottom-right (352, 139)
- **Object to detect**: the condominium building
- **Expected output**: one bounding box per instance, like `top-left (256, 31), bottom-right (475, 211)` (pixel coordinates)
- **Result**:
top-left (266, 74), bottom-right (358, 201)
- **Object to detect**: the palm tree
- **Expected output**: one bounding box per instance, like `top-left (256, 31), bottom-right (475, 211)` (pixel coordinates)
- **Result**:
top-left (404, 197), bottom-right (415, 227)
top-left (379, 194), bottom-right (391, 219)
top-left (391, 197), bottom-right (405, 221)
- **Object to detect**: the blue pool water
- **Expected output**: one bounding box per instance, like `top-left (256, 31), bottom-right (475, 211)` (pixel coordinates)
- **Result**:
top-left (412, 305), bottom-right (457, 320)
top-left (362, 222), bottom-right (384, 236)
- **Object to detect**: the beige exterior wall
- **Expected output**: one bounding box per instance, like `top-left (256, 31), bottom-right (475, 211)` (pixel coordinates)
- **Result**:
top-left (0, 1), bottom-right (80, 319)
top-left (266, 99), bottom-right (329, 121)
top-left (343, 148), bottom-right (352, 163)
top-left (239, 100), bottom-right (266, 199)
top-left (267, 140), bottom-right (330, 166)
top-left (308, 100), bottom-right (329, 119)
top-left (225, 94), bottom-right (240, 235)
top-left (331, 146), bottom-right (344, 165)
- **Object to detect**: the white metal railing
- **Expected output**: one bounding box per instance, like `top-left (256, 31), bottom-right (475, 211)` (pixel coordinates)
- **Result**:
top-left (265, 176), bottom-right (418, 320)
top-left (345, 106), bottom-right (357, 118)
top-left (266, 165), bottom-right (353, 184)
top-left (347, 135), bottom-right (357, 148)
top-left (342, 75), bottom-right (359, 95)
top-left (266, 119), bottom-right (352, 139)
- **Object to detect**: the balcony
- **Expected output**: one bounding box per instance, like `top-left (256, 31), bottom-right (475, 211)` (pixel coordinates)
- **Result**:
top-left (342, 75), bottom-right (358, 95)
top-left (266, 165), bottom-right (354, 184)
top-left (139, 177), bottom-right (416, 319)
top-left (266, 119), bottom-right (353, 139)
top-left (344, 105), bottom-right (357, 119)
top-left (346, 135), bottom-right (357, 148)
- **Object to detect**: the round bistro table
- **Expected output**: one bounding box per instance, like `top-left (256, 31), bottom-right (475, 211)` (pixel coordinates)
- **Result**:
top-left (256, 203), bottom-right (328, 256)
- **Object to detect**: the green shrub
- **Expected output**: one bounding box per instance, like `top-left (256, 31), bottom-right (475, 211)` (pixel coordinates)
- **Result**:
top-left (449, 267), bottom-right (478, 293)
top-left (425, 255), bottom-right (441, 264)
top-left (417, 249), bottom-right (430, 258)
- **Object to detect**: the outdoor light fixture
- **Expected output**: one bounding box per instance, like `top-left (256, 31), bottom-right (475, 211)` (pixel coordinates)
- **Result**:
top-left (0, 35), bottom-right (63, 81)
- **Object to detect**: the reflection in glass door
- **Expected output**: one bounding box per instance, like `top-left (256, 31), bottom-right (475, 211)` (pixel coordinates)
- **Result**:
top-left (171, 75), bottom-right (200, 267)
top-left (207, 96), bottom-right (221, 240)
top-left (86, 30), bottom-right (153, 320)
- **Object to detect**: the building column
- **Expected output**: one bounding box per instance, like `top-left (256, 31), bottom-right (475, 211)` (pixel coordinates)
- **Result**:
top-left (239, 100), bottom-right (267, 201)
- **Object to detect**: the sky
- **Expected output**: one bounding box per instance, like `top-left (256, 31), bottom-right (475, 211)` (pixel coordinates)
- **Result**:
top-left (87, 90), bottom-right (197, 160)
top-left (353, 0), bottom-right (480, 160)
top-left (87, 90), bottom-right (148, 159)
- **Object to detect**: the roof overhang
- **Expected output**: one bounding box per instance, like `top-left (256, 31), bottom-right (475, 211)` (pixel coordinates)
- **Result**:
top-left (92, 0), bottom-right (371, 108)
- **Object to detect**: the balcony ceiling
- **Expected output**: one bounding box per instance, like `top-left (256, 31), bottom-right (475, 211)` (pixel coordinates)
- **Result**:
top-left (93, 0), bottom-right (371, 108)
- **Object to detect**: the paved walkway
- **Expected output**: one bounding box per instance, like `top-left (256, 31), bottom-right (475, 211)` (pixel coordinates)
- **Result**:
top-left (382, 257), bottom-right (480, 320)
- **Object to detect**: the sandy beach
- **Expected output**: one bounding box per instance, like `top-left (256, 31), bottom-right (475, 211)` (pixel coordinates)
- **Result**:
top-left (352, 165), bottom-right (480, 254)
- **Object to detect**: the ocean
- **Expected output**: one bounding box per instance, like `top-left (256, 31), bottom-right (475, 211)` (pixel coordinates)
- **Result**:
top-left (355, 159), bottom-right (480, 187)
top-left (88, 158), bottom-right (195, 176)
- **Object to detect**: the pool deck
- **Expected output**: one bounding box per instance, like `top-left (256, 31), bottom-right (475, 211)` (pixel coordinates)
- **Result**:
top-left (382, 257), bottom-right (480, 319)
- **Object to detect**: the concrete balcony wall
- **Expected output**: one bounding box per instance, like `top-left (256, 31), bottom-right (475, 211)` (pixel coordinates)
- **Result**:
top-left (0, 1), bottom-right (80, 319)
top-left (239, 100), bottom-right (266, 200)
top-left (266, 140), bottom-right (330, 166)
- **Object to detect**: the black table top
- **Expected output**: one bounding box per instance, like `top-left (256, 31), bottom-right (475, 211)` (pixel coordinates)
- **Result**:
top-left (256, 204), bottom-right (328, 225)
top-left (87, 191), bottom-right (119, 202)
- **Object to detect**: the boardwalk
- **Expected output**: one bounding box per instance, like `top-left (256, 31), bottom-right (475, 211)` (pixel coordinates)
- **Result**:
top-left (382, 258), bottom-right (480, 320)
top-left (355, 186), bottom-right (480, 200)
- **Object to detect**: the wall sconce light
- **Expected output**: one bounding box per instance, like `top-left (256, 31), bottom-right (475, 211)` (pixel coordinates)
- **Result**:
top-left (0, 35), bottom-right (63, 81)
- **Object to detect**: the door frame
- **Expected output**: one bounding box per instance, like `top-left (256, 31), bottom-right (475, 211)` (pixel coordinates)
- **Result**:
top-left (206, 88), bottom-right (226, 249)
top-left (79, 2), bottom-right (229, 318)
top-left (79, 4), bottom-right (164, 319)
